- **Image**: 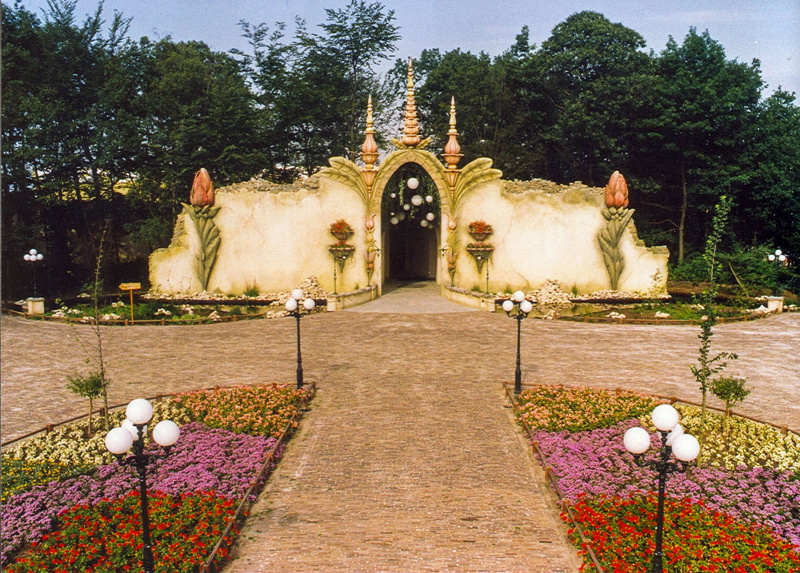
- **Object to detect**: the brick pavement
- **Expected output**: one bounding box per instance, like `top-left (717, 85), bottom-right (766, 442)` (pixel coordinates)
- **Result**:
top-left (2, 285), bottom-right (799, 571)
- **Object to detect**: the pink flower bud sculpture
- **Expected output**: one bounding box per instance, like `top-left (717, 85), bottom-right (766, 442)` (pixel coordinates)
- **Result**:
top-left (181, 168), bottom-right (221, 291)
top-left (598, 171), bottom-right (635, 290)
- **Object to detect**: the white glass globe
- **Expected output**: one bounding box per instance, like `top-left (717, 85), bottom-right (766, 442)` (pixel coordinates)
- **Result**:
top-left (291, 288), bottom-right (304, 300)
top-left (126, 398), bottom-right (154, 425)
top-left (398, 212), bottom-right (405, 221)
top-left (512, 290), bottom-right (525, 303)
top-left (403, 204), bottom-right (410, 211)
top-left (285, 298), bottom-right (298, 311)
top-left (666, 423), bottom-right (684, 446)
top-left (651, 404), bottom-right (679, 432)
top-left (502, 300), bottom-right (514, 312)
top-left (520, 300), bottom-right (533, 314)
top-left (425, 195), bottom-right (433, 203)
top-left (426, 213), bottom-right (435, 221)
top-left (390, 217), bottom-right (399, 225)
top-left (121, 418), bottom-right (142, 440)
top-left (23, 254), bottom-right (31, 261)
top-left (153, 420), bottom-right (180, 447)
top-left (36, 253), bottom-right (43, 260)
top-left (390, 193), bottom-right (396, 198)
top-left (303, 298), bottom-right (316, 311)
top-left (105, 427), bottom-right (134, 454)
top-left (29, 249), bottom-right (37, 256)
top-left (768, 254), bottom-right (776, 261)
top-left (775, 249), bottom-right (782, 256)
top-left (407, 177), bottom-right (419, 190)
top-left (623, 426), bottom-right (651, 455)
top-left (779, 254), bottom-right (786, 262)
top-left (411, 195), bottom-right (423, 207)
top-left (420, 220), bottom-right (428, 227)
top-left (672, 433), bottom-right (700, 462)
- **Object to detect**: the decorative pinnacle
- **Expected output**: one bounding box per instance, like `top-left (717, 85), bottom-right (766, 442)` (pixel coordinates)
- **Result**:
top-left (361, 94), bottom-right (379, 169)
top-left (443, 96), bottom-right (462, 170)
top-left (401, 58), bottom-right (421, 147)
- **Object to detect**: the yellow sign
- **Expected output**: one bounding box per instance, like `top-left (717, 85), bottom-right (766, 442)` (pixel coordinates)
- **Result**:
top-left (119, 282), bottom-right (141, 291)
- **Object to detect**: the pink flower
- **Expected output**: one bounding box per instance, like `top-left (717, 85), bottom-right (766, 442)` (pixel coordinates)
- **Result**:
top-left (190, 168), bottom-right (215, 207)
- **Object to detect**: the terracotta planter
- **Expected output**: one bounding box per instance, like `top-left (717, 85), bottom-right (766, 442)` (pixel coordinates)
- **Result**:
top-left (469, 231), bottom-right (491, 242)
top-left (332, 231), bottom-right (353, 241)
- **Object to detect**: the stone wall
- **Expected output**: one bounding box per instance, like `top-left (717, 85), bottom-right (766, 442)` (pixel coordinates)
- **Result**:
top-left (149, 176), bottom-right (371, 295)
top-left (452, 179), bottom-right (667, 295)
top-left (149, 172), bottom-right (668, 297)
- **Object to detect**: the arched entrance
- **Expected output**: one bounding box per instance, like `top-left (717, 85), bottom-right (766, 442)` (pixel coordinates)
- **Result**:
top-left (381, 164), bottom-right (440, 282)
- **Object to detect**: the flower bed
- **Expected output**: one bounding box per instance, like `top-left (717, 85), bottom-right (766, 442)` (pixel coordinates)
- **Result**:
top-left (1, 384), bottom-right (307, 570)
top-left (515, 385), bottom-right (800, 571)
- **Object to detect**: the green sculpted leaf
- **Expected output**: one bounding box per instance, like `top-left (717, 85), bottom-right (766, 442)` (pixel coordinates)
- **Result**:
top-left (452, 158), bottom-right (502, 209)
top-left (319, 156), bottom-right (370, 206)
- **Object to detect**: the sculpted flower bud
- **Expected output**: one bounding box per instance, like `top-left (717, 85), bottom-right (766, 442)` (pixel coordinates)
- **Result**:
top-left (190, 168), bottom-right (215, 207)
top-left (447, 215), bottom-right (457, 232)
top-left (365, 214), bottom-right (376, 231)
top-left (605, 171), bottom-right (629, 209)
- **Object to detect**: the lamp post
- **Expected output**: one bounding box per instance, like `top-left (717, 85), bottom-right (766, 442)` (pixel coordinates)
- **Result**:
top-left (623, 404), bottom-right (700, 573)
top-left (767, 249), bottom-right (788, 296)
top-left (23, 248), bottom-right (44, 296)
top-left (502, 291), bottom-right (533, 395)
top-left (105, 399), bottom-right (180, 573)
top-left (285, 288), bottom-right (315, 389)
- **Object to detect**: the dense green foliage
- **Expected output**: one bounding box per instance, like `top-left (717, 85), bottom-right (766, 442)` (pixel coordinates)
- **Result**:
top-left (2, 2), bottom-right (798, 297)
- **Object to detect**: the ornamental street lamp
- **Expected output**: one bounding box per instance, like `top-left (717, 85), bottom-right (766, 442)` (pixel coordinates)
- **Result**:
top-left (502, 290), bottom-right (534, 395)
top-left (105, 399), bottom-right (180, 573)
top-left (623, 404), bottom-right (700, 573)
top-left (23, 248), bottom-right (44, 296)
top-left (767, 249), bottom-right (788, 296)
top-left (285, 288), bottom-right (315, 389)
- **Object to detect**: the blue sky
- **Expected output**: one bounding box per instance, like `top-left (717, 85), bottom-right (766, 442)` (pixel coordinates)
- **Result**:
top-left (20, 0), bottom-right (800, 96)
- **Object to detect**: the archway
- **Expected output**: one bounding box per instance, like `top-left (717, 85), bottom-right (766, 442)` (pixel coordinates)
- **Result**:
top-left (381, 163), bottom-right (441, 283)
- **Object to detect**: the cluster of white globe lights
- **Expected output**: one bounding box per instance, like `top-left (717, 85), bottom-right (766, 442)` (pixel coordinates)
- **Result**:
top-left (502, 290), bottom-right (535, 314)
top-left (23, 248), bottom-right (43, 262)
top-left (105, 398), bottom-right (180, 455)
top-left (285, 288), bottom-right (316, 312)
top-left (624, 404), bottom-right (700, 463)
top-left (389, 177), bottom-right (436, 227)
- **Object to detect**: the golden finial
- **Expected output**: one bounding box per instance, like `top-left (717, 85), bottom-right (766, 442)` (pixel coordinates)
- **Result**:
top-left (361, 94), bottom-right (379, 170)
top-left (401, 58), bottom-right (421, 147)
top-left (443, 96), bottom-right (462, 170)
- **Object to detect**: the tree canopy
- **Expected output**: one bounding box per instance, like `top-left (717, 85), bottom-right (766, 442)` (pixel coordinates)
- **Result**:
top-left (2, 2), bottom-right (798, 297)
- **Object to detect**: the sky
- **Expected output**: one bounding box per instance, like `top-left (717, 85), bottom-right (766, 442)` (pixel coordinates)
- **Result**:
top-left (18, 0), bottom-right (800, 97)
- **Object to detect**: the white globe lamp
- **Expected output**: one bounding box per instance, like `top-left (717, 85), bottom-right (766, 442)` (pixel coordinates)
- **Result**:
top-left (651, 404), bottom-right (679, 432)
top-left (153, 420), bottom-right (181, 447)
top-left (126, 398), bottom-right (154, 425)
top-left (623, 426), bottom-right (651, 455)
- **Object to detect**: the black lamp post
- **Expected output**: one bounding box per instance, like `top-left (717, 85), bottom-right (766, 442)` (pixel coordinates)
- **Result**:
top-left (23, 248), bottom-right (44, 296)
top-left (105, 399), bottom-right (180, 573)
top-left (767, 249), bottom-right (788, 296)
top-left (285, 288), bottom-right (316, 389)
top-left (502, 290), bottom-right (533, 395)
top-left (623, 404), bottom-right (700, 573)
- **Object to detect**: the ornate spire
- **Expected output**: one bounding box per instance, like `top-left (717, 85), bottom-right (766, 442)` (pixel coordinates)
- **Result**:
top-left (361, 94), bottom-right (379, 169)
top-left (443, 96), bottom-right (462, 169)
top-left (401, 58), bottom-right (421, 147)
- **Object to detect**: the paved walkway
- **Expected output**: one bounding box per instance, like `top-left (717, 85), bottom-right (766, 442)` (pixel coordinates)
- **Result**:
top-left (2, 285), bottom-right (799, 571)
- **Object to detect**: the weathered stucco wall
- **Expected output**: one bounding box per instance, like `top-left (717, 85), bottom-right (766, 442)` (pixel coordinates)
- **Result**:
top-left (451, 179), bottom-right (668, 295)
top-left (150, 176), bottom-right (370, 294)
top-left (150, 171), bottom-right (668, 297)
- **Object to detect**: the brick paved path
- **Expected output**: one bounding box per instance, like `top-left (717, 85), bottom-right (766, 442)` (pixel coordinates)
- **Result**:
top-left (2, 286), bottom-right (799, 571)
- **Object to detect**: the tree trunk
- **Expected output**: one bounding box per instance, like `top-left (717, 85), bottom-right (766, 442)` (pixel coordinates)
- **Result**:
top-left (678, 164), bottom-right (688, 263)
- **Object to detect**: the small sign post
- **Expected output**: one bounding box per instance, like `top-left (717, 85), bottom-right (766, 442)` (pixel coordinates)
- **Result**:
top-left (119, 282), bottom-right (141, 324)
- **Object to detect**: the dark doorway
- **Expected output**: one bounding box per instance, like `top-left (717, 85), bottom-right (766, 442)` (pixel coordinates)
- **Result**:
top-left (382, 165), bottom-right (441, 283)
